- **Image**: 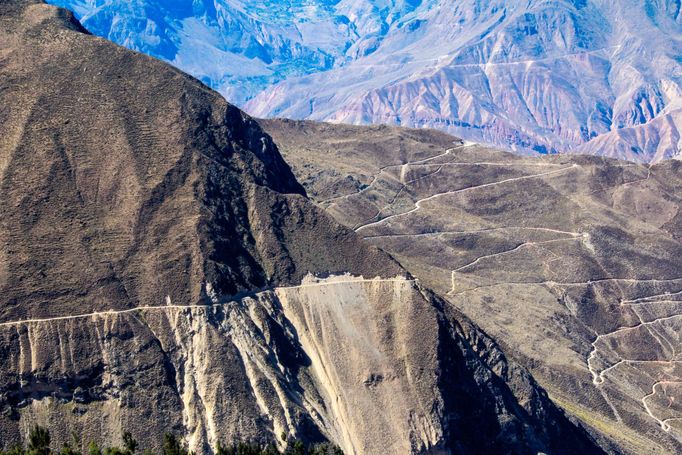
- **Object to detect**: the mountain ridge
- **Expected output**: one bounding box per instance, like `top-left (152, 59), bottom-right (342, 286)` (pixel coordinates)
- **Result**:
top-left (48, 0), bottom-right (682, 162)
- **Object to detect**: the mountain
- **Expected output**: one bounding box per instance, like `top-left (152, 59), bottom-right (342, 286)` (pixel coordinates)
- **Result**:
top-left (43, 0), bottom-right (367, 106)
top-left (261, 118), bottom-right (682, 454)
top-left (48, 0), bottom-right (682, 163)
top-left (0, 1), bottom-right (604, 454)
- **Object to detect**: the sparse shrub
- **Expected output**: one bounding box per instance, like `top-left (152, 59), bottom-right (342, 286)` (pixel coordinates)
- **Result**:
top-left (213, 439), bottom-right (341, 455)
top-left (103, 448), bottom-right (127, 455)
top-left (122, 433), bottom-right (137, 455)
top-left (88, 442), bottom-right (101, 455)
top-left (27, 426), bottom-right (50, 455)
top-left (3, 445), bottom-right (26, 455)
top-left (284, 440), bottom-right (304, 455)
top-left (161, 434), bottom-right (189, 455)
top-left (0, 427), bottom-right (342, 455)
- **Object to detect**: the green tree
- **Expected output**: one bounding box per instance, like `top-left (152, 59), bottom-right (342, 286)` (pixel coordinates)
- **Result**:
top-left (309, 444), bottom-right (342, 455)
top-left (3, 426), bottom-right (342, 455)
top-left (122, 434), bottom-right (137, 455)
top-left (2, 445), bottom-right (26, 455)
top-left (103, 448), bottom-right (126, 455)
top-left (59, 443), bottom-right (81, 455)
top-left (284, 440), bottom-right (304, 455)
top-left (161, 434), bottom-right (187, 455)
top-left (261, 444), bottom-right (278, 455)
top-left (27, 426), bottom-right (51, 455)
top-left (87, 442), bottom-right (101, 455)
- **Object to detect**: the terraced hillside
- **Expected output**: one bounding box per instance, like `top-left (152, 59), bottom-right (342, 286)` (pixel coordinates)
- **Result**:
top-left (262, 118), bottom-right (682, 454)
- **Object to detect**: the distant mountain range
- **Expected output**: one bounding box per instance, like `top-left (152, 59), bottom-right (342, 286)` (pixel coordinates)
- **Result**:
top-left (49, 0), bottom-right (682, 162)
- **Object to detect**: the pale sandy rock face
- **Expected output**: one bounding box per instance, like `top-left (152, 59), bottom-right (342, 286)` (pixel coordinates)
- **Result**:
top-left (0, 277), bottom-right (444, 454)
top-left (0, 275), bottom-right (603, 454)
top-left (275, 276), bottom-right (443, 454)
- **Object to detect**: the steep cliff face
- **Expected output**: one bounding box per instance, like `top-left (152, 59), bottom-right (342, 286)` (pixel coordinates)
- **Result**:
top-left (0, 2), bottom-right (604, 453)
top-left (0, 276), bottom-right (604, 455)
top-left (0, 277), bottom-right (444, 454)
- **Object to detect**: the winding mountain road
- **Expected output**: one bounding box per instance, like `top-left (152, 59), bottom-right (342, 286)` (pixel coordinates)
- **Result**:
top-left (355, 164), bottom-right (579, 232)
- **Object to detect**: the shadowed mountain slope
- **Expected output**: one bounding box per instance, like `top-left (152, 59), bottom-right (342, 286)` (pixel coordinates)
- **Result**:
top-left (0, 0), bottom-right (405, 322)
top-left (0, 2), bottom-right (604, 454)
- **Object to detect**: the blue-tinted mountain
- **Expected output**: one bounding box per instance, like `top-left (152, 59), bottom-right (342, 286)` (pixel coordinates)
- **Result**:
top-left (50, 0), bottom-right (682, 162)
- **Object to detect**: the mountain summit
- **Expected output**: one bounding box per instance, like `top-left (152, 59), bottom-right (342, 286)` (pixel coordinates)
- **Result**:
top-left (49, 0), bottom-right (682, 162)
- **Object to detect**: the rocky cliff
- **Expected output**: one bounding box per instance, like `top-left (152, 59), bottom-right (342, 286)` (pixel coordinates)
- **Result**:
top-left (0, 2), bottom-right (604, 454)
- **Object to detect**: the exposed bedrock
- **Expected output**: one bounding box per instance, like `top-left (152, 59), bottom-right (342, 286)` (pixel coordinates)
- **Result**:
top-left (0, 277), bottom-right (603, 454)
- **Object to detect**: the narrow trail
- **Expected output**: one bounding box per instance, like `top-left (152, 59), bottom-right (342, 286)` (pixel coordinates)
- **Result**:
top-left (400, 161), bottom-right (566, 168)
top-left (437, 220), bottom-right (682, 432)
top-left (643, 381), bottom-right (682, 431)
top-left (362, 226), bottom-right (582, 240)
top-left (0, 278), bottom-right (415, 328)
top-left (587, 288), bottom-right (682, 433)
top-left (447, 235), bottom-right (584, 294)
top-left (452, 237), bottom-right (582, 274)
top-left (346, 144), bottom-right (464, 229)
top-left (406, 147), bottom-right (455, 166)
top-left (324, 146), bottom-right (459, 205)
top-left (588, 312), bottom-right (682, 386)
top-left (589, 289), bottom-right (682, 386)
top-left (621, 290), bottom-right (682, 305)
top-left (632, 305), bottom-right (677, 365)
top-left (319, 175), bottom-right (379, 204)
top-left (347, 45), bottom-right (623, 69)
top-left (351, 159), bottom-right (564, 230)
top-left (323, 142), bottom-right (562, 212)
top-left (352, 164), bottom-right (446, 229)
top-left (623, 164), bottom-right (653, 188)
top-left (384, 165), bottom-right (445, 209)
top-left (321, 163), bottom-right (396, 204)
top-left (585, 163), bottom-right (653, 198)
top-left (446, 273), bottom-right (682, 431)
top-left (320, 138), bottom-right (677, 434)
top-left (355, 164), bottom-right (578, 232)
top-left (448, 277), bottom-right (682, 297)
